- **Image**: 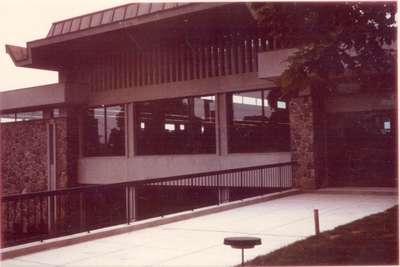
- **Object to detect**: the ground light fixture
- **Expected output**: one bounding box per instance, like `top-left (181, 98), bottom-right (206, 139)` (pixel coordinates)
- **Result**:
top-left (224, 236), bottom-right (262, 266)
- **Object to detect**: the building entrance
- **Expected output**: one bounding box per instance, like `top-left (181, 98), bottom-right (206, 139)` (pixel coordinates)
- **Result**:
top-left (326, 110), bottom-right (396, 187)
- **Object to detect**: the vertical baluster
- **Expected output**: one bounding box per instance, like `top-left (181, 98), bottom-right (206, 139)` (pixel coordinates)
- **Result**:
top-left (146, 50), bottom-right (151, 85)
top-left (226, 35), bottom-right (232, 75)
top-left (214, 41), bottom-right (219, 76)
top-left (139, 51), bottom-right (144, 86)
top-left (102, 55), bottom-right (107, 91)
top-left (200, 43), bottom-right (205, 78)
top-left (220, 38), bottom-right (226, 76)
top-left (111, 53), bottom-right (116, 89)
top-left (232, 34), bottom-right (238, 74)
top-left (151, 47), bottom-right (156, 85)
top-left (157, 46), bottom-right (162, 84)
top-left (170, 46), bottom-right (175, 82)
top-left (182, 45), bottom-right (188, 81)
top-left (39, 196), bottom-right (44, 241)
top-left (194, 44), bottom-right (199, 79)
top-left (127, 51), bottom-right (132, 87)
top-left (252, 36), bottom-right (258, 71)
top-left (117, 53), bottom-right (122, 89)
top-left (207, 44), bottom-right (213, 77)
top-left (237, 37), bottom-right (244, 73)
top-left (124, 51), bottom-right (128, 88)
top-left (129, 49), bottom-right (137, 87)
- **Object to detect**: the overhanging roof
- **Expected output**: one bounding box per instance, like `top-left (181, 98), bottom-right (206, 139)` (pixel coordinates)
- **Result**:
top-left (46, 3), bottom-right (192, 39)
top-left (6, 2), bottom-right (254, 71)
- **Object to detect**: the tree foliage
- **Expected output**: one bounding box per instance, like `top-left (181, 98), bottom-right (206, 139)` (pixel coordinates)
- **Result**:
top-left (252, 2), bottom-right (396, 97)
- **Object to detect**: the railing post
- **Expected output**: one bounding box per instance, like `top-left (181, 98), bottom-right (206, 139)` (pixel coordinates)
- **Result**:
top-left (79, 192), bottom-right (86, 232)
top-left (126, 185), bottom-right (136, 224)
top-left (314, 209), bottom-right (320, 235)
top-left (47, 195), bottom-right (55, 235)
top-left (217, 174), bottom-right (220, 205)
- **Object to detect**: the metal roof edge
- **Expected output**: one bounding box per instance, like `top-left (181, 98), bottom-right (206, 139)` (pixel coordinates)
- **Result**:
top-left (27, 2), bottom-right (230, 49)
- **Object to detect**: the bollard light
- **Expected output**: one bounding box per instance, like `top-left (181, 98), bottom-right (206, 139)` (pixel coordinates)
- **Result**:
top-left (224, 236), bottom-right (261, 266)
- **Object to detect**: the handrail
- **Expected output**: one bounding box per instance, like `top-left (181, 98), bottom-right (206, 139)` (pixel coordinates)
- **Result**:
top-left (2, 162), bottom-right (295, 201)
top-left (1, 161), bottom-right (295, 247)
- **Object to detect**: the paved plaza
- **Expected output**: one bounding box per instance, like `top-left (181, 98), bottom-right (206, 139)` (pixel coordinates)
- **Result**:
top-left (2, 192), bottom-right (397, 266)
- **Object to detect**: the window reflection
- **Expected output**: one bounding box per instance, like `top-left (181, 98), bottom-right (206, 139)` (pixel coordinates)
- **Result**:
top-left (229, 89), bottom-right (290, 153)
top-left (135, 95), bottom-right (216, 155)
top-left (84, 105), bottom-right (125, 156)
top-left (1, 111), bottom-right (44, 123)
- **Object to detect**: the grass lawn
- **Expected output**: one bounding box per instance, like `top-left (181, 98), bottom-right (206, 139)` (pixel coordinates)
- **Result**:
top-left (244, 205), bottom-right (398, 266)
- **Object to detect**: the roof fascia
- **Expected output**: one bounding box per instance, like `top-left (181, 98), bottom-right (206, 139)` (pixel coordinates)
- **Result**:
top-left (27, 3), bottom-right (230, 49)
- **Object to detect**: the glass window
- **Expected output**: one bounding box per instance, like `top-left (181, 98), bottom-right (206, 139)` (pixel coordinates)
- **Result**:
top-left (229, 89), bottom-right (290, 153)
top-left (0, 113), bottom-right (16, 123)
top-left (135, 95), bottom-right (216, 155)
top-left (84, 105), bottom-right (125, 156)
top-left (16, 111), bottom-right (43, 121)
top-left (193, 96), bottom-right (216, 153)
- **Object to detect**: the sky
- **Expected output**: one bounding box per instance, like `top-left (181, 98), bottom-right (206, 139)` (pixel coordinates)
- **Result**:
top-left (0, 0), bottom-right (136, 91)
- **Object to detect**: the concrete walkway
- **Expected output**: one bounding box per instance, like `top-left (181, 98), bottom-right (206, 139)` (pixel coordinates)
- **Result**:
top-left (2, 192), bottom-right (397, 266)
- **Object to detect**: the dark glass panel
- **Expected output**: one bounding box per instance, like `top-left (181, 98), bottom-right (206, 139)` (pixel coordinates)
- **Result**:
top-left (229, 89), bottom-right (290, 153)
top-left (85, 107), bottom-right (106, 156)
top-left (84, 105), bottom-right (126, 156)
top-left (106, 105), bottom-right (125, 156)
top-left (193, 96), bottom-right (216, 153)
top-left (135, 95), bottom-right (216, 155)
top-left (0, 113), bottom-right (16, 123)
top-left (16, 111), bottom-right (43, 121)
top-left (232, 91), bottom-right (263, 122)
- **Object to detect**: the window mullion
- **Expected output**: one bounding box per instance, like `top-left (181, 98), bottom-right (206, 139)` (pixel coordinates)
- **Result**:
top-left (104, 106), bottom-right (108, 152)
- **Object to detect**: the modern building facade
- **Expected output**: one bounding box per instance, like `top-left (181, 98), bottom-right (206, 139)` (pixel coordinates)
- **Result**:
top-left (1, 2), bottom-right (397, 197)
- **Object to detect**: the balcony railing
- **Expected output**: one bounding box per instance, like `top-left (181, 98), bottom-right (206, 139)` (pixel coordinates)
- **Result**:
top-left (1, 162), bottom-right (294, 248)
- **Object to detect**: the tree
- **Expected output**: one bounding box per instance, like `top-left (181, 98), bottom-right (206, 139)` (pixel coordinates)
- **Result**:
top-left (252, 2), bottom-right (396, 97)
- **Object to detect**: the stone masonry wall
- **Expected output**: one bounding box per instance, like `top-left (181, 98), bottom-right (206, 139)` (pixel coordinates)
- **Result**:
top-left (1, 109), bottom-right (80, 195)
top-left (289, 94), bottom-right (324, 189)
top-left (55, 113), bottom-right (79, 188)
top-left (1, 120), bottom-right (48, 195)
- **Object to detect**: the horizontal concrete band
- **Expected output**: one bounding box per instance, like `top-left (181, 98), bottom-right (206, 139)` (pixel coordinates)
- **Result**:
top-left (1, 189), bottom-right (300, 260)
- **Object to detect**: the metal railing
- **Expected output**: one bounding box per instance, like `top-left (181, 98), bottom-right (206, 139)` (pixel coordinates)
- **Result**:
top-left (1, 162), bottom-right (294, 247)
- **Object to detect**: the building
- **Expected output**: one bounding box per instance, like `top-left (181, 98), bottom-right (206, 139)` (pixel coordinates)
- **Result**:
top-left (1, 2), bottom-right (396, 197)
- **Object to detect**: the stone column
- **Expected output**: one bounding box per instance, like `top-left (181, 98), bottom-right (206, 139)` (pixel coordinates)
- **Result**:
top-left (54, 107), bottom-right (80, 188)
top-left (289, 90), bottom-right (326, 190)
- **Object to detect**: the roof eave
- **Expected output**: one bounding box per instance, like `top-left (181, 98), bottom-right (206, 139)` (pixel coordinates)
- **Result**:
top-left (27, 3), bottom-right (230, 49)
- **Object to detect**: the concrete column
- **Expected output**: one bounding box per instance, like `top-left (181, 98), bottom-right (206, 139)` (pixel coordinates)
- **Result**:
top-left (216, 93), bottom-right (229, 156)
top-left (289, 90), bottom-right (325, 190)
